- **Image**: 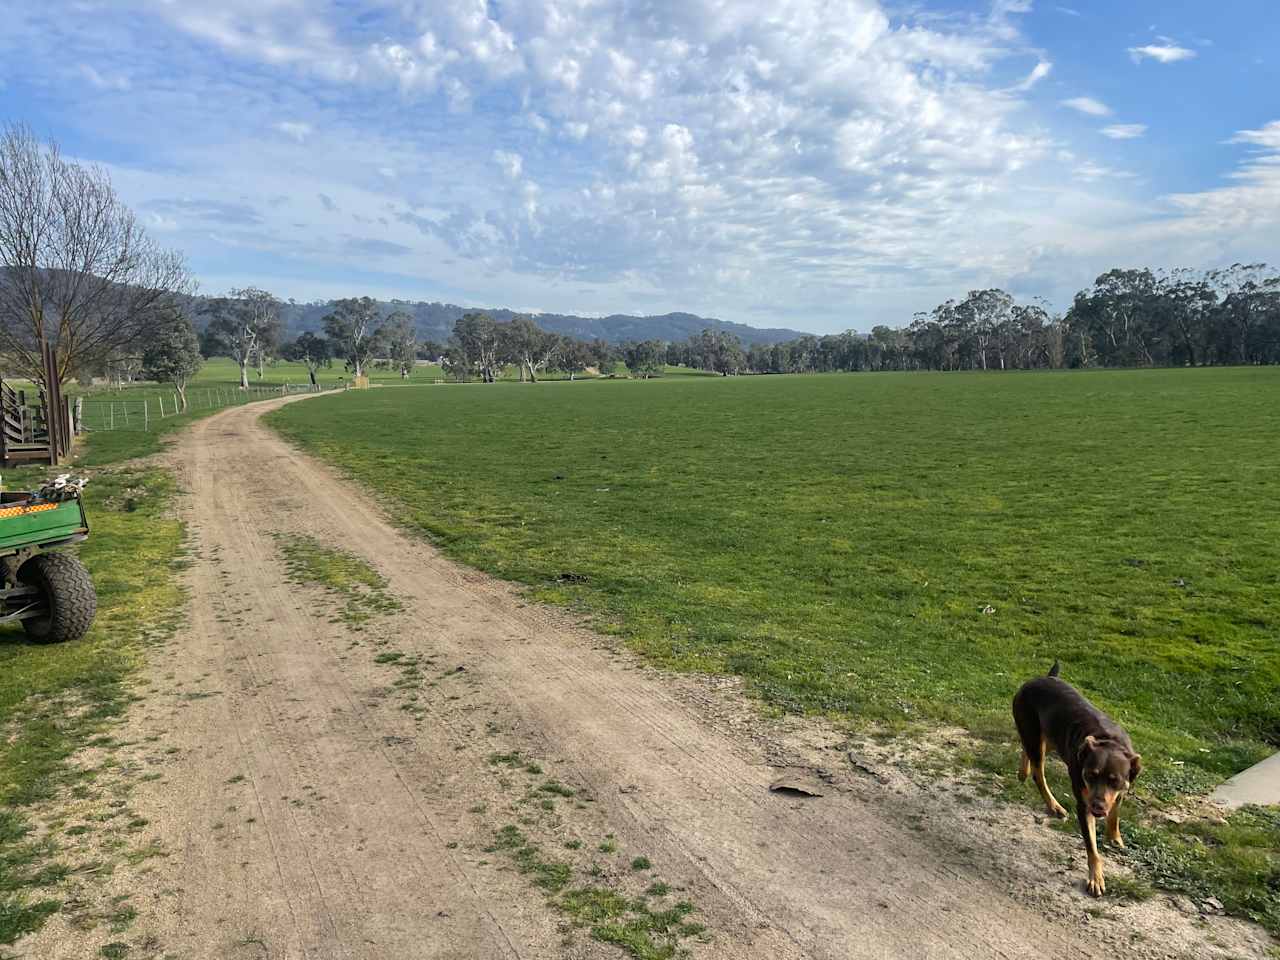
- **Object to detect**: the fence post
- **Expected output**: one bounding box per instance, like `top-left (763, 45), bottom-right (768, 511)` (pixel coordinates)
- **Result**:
top-left (158, 395), bottom-right (166, 418)
top-left (143, 400), bottom-right (149, 431)
top-left (122, 403), bottom-right (129, 426)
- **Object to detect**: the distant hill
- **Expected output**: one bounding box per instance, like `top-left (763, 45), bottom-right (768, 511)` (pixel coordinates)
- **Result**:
top-left (263, 298), bottom-right (808, 347)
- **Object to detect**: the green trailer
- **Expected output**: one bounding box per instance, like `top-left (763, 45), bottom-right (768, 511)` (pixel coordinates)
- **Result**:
top-left (0, 492), bottom-right (96, 643)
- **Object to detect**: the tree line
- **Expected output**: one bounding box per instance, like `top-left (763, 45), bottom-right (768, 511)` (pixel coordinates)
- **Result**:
top-left (198, 293), bottom-right (430, 388)
top-left (743, 267), bottom-right (1280, 375)
top-left (443, 266), bottom-right (1280, 382)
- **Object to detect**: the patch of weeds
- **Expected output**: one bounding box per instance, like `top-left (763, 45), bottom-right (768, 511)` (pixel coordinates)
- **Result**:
top-left (561, 886), bottom-right (703, 960)
top-left (107, 901), bottom-right (137, 932)
top-left (276, 536), bottom-right (402, 627)
top-left (645, 882), bottom-right (671, 897)
top-left (1119, 805), bottom-right (1280, 935)
top-left (1104, 874), bottom-right (1154, 902)
top-left (598, 837), bottom-right (618, 854)
top-left (539, 780), bottom-right (576, 798)
top-left (490, 826), bottom-right (572, 892)
top-left (0, 894), bottom-right (60, 944)
top-left (631, 856), bottom-right (652, 871)
top-left (100, 943), bottom-right (129, 959)
top-left (123, 842), bottom-right (166, 867)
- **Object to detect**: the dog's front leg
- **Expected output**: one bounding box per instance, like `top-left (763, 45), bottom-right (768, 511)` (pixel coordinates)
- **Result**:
top-left (1077, 802), bottom-right (1105, 896)
top-left (1105, 794), bottom-right (1125, 848)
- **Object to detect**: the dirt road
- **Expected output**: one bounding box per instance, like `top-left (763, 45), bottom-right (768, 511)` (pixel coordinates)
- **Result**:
top-left (21, 396), bottom-right (1271, 960)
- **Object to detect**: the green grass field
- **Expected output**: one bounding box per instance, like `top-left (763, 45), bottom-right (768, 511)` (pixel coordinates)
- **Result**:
top-left (269, 367), bottom-right (1280, 929)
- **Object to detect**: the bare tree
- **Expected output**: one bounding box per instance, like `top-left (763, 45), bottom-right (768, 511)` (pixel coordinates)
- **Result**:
top-left (0, 122), bottom-right (192, 386)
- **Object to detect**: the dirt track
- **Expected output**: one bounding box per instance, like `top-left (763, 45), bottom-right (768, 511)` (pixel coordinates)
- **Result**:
top-left (20, 395), bottom-right (1273, 960)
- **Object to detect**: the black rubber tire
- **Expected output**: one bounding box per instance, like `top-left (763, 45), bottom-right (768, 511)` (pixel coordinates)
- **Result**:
top-left (19, 553), bottom-right (97, 644)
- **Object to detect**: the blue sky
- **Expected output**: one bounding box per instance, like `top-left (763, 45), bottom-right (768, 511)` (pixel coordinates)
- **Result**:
top-left (2, 1), bottom-right (1277, 333)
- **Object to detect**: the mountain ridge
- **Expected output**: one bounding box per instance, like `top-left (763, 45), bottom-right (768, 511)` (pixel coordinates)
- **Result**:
top-left (265, 298), bottom-right (810, 346)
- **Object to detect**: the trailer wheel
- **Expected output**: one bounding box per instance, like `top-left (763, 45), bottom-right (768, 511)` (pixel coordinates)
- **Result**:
top-left (19, 553), bottom-right (97, 644)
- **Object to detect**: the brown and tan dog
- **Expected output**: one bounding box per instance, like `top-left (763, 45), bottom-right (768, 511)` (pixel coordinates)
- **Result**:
top-left (1012, 661), bottom-right (1141, 896)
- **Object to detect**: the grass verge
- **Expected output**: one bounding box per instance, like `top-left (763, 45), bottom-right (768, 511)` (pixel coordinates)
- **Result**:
top-left (0, 460), bottom-right (184, 944)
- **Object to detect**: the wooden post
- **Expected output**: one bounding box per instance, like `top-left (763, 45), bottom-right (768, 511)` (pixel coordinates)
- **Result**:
top-left (158, 395), bottom-right (166, 418)
top-left (122, 402), bottom-right (128, 426)
top-left (143, 400), bottom-right (149, 431)
top-left (110, 403), bottom-right (115, 430)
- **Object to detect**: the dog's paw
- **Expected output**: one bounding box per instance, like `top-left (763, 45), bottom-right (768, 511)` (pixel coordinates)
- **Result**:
top-left (1107, 833), bottom-right (1125, 849)
top-left (1086, 871), bottom-right (1106, 897)
top-left (1047, 802), bottom-right (1069, 820)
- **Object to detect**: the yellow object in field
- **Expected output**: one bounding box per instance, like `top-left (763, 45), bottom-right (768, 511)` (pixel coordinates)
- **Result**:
top-left (352, 375), bottom-right (371, 389)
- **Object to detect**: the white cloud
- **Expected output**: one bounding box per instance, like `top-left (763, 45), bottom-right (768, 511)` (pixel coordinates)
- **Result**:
top-left (1101, 124), bottom-right (1147, 140)
top-left (1157, 121), bottom-right (1280, 241)
top-left (1061, 96), bottom-right (1112, 117)
top-left (80, 64), bottom-right (130, 90)
top-left (275, 121), bottom-right (313, 143)
top-left (1073, 161), bottom-right (1131, 182)
top-left (1014, 60), bottom-right (1052, 91)
top-left (1229, 121), bottom-right (1280, 150)
top-left (493, 150), bottom-right (523, 180)
top-left (1128, 41), bottom-right (1197, 64)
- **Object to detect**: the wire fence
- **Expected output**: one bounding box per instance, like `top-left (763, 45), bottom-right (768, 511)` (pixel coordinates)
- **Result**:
top-left (76, 382), bottom-right (334, 433)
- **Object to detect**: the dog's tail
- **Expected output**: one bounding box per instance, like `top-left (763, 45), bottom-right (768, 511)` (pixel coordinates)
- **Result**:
top-left (1047, 659), bottom-right (1061, 678)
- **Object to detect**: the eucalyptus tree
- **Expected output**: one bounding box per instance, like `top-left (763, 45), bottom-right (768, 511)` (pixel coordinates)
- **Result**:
top-left (323, 296), bottom-right (385, 380)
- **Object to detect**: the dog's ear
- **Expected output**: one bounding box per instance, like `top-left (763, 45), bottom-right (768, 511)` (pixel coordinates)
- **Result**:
top-left (1128, 753), bottom-right (1142, 785)
top-left (1079, 734), bottom-right (1099, 760)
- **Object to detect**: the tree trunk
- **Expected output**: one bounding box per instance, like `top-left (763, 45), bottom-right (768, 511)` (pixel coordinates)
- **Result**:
top-left (308, 366), bottom-right (318, 387)
top-left (526, 360), bottom-right (537, 383)
top-left (239, 359), bottom-right (249, 389)
top-left (176, 382), bottom-right (188, 412)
